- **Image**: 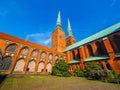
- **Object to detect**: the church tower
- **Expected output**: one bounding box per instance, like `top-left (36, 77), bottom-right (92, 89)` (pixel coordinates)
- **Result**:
top-left (51, 11), bottom-right (66, 52)
top-left (66, 18), bottom-right (76, 46)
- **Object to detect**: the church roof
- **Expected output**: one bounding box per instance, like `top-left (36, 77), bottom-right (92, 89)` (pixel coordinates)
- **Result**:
top-left (64, 22), bottom-right (120, 52)
top-left (68, 59), bottom-right (80, 64)
top-left (84, 55), bottom-right (109, 62)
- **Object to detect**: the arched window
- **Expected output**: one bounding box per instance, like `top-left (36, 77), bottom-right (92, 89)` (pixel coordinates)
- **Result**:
top-left (27, 60), bottom-right (36, 72)
top-left (14, 59), bottom-right (25, 72)
top-left (31, 50), bottom-right (38, 58)
top-left (87, 45), bottom-right (94, 56)
top-left (37, 62), bottom-right (44, 72)
top-left (95, 41), bottom-right (107, 56)
top-left (46, 63), bottom-right (52, 73)
top-left (40, 52), bottom-right (46, 62)
top-left (6, 44), bottom-right (17, 52)
top-left (48, 54), bottom-right (53, 62)
top-left (55, 55), bottom-right (59, 63)
top-left (20, 47), bottom-right (29, 56)
top-left (0, 56), bottom-right (12, 70)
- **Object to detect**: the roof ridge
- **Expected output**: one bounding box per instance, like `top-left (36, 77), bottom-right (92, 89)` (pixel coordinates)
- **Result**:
top-left (64, 22), bottom-right (120, 52)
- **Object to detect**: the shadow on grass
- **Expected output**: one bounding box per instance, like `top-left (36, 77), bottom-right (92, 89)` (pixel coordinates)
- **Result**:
top-left (0, 74), bottom-right (7, 88)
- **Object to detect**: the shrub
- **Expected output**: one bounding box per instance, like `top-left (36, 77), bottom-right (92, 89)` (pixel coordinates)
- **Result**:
top-left (84, 62), bottom-right (101, 77)
top-left (88, 69), bottom-right (108, 80)
top-left (108, 70), bottom-right (118, 79)
top-left (52, 67), bottom-right (61, 75)
top-left (52, 60), bottom-right (71, 77)
top-left (62, 72), bottom-right (71, 77)
top-left (75, 68), bottom-right (84, 77)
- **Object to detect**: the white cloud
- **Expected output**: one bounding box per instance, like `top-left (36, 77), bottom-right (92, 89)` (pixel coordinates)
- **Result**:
top-left (26, 32), bottom-right (52, 47)
top-left (110, 0), bottom-right (117, 7)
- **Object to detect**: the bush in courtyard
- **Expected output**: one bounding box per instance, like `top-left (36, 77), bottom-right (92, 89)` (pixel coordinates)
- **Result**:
top-left (84, 62), bottom-right (101, 77)
top-left (52, 60), bottom-right (71, 77)
top-left (88, 69), bottom-right (108, 80)
top-left (108, 70), bottom-right (118, 79)
top-left (75, 68), bottom-right (84, 77)
top-left (62, 72), bottom-right (71, 77)
top-left (104, 70), bottom-right (120, 84)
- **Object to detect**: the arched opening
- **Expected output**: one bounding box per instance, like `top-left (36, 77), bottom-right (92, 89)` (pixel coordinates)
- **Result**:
top-left (14, 59), bottom-right (25, 72)
top-left (20, 47), bottom-right (29, 56)
top-left (55, 55), bottom-right (59, 63)
top-left (95, 41), bottom-right (108, 56)
top-left (31, 49), bottom-right (38, 58)
top-left (37, 62), bottom-right (44, 72)
top-left (6, 44), bottom-right (17, 52)
top-left (105, 61), bottom-right (112, 70)
top-left (48, 54), bottom-right (53, 62)
top-left (40, 52), bottom-right (46, 62)
top-left (0, 56), bottom-right (12, 70)
top-left (112, 35), bottom-right (120, 52)
top-left (87, 44), bottom-right (94, 56)
top-left (46, 63), bottom-right (52, 73)
top-left (27, 60), bottom-right (36, 72)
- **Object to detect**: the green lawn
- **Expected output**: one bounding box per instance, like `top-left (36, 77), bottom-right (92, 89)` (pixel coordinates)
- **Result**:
top-left (0, 76), bottom-right (120, 90)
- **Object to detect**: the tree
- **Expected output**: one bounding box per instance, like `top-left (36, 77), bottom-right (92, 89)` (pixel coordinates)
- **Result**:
top-left (52, 60), bottom-right (71, 77)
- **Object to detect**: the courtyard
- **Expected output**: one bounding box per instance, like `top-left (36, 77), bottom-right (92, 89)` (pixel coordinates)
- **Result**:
top-left (0, 75), bottom-right (120, 90)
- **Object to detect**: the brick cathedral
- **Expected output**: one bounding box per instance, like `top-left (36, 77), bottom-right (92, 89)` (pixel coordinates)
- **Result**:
top-left (0, 11), bottom-right (120, 75)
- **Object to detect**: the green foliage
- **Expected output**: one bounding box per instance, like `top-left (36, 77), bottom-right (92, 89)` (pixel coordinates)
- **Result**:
top-left (52, 60), bottom-right (71, 77)
top-left (88, 69), bottom-right (108, 80)
top-left (75, 68), bottom-right (84, 77)
top-left (108, 70), bottom-right (118, 79)
top-left (62, 72), bottom-right (71, 77)
top-left (84, 62), bottom-right (101, 77)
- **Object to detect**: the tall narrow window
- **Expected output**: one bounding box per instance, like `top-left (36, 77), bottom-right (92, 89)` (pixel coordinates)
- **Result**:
top-left (95, 41), bottom-right (108, 56)
top-left (72, 50), bottom-right (75, 59)
top-left (87, 45), bottom-right (94, 56)
top-left (113, 35), bottom-right (120, 52)
top-left (77, 49), bottom-right (80, 59)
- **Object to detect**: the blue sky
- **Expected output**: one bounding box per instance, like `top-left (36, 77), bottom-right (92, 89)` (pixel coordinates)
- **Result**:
top-left (0, 0), bottom-right (120, 47)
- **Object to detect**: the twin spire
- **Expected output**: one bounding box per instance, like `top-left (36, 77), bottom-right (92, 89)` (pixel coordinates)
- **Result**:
top-left (67, 18), bottom-right (73, 37)
top-left (56, 11), bottom-right (62, 30)
top-left (56, 11), bottom-right (73, 37)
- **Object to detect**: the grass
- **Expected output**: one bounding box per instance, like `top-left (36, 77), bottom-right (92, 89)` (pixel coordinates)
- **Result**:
top-left (0, 75), bottom-right (120, 90)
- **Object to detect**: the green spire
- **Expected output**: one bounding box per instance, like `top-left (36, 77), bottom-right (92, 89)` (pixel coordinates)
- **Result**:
top-left (56, 11), bottom-right (62, 30)
top-left (67, 18), bottom-right (73, 37)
